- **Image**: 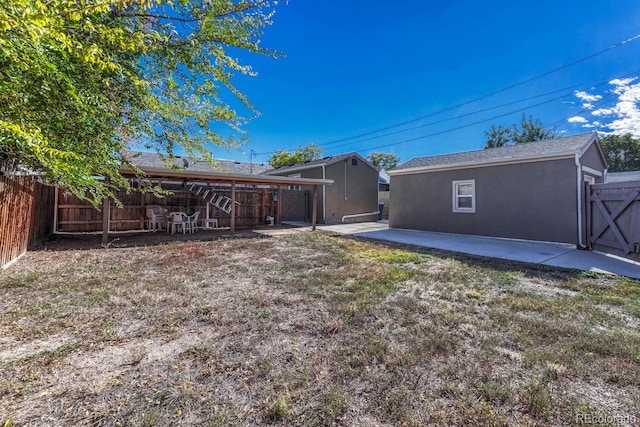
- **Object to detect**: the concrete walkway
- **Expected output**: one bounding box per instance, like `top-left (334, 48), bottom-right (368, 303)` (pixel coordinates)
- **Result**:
top-left (282, 221), bottom-right (640, 279)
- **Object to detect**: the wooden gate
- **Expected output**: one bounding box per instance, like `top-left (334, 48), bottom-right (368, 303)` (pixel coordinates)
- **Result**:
top-left (280, 189), bottom-right (309, 222)
top-left (587, 181), bottom-right (640, 260)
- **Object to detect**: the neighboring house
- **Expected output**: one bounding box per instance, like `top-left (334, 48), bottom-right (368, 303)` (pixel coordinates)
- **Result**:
top-left (378, 170), bottom-right (390, 191)
top-left (264, 152), bottom-right (380, 223)
top-left (388, 133), bottom-right (608, 246)
top-left (378, 170), bottom-right (390, 220)
top-left (606, 171), bottom-right (640, 183)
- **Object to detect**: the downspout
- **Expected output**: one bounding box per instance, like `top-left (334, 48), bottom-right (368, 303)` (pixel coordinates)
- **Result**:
top-left (344, 160), bottom-right (348, 200)
top-left (575, 154), bottom-right (585, 249)
top-left (322, 164), bottom-right (326, 223)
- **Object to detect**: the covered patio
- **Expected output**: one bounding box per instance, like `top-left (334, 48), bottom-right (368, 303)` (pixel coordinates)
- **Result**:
top-left (53, 166), bottom-right (333, 244)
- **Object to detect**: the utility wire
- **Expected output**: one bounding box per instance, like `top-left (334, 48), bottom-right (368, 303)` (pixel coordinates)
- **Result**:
top-left (311, 33), bottom-right (640, 147)
top-left (318, 70), bottom-right (640, 150)
top-left (331, 89), bottom-right (626, 154)
top-left (253, 68), bottom-right (640, 156)
top-left (549, 92), bottom-right (618, 128)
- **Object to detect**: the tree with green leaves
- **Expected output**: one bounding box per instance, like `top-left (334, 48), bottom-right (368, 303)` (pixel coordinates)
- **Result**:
top-left (367, 152), bottom-right (400, 170)
top-left (268, 143), bottom-right (323, 168)
top-left (0, 0), bottom-right (281, 205)
top-left (485, 115), bottom-right (556, 148)
top-left (599, 134), bottom-right (640, 172)
top-left (484, 125), bottom-right (512, 148)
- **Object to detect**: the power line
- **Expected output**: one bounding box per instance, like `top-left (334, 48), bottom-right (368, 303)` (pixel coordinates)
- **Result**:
top-left (331, 87), bottom-right (627, 154)
top-left (318, 73), bottom-right (629, 149)
top-left (253, 68), bottom-right (640, 156)
top-left (549, 92), bottom-right (618, 128)
top-left (311, 32), bottom-right (640, 147)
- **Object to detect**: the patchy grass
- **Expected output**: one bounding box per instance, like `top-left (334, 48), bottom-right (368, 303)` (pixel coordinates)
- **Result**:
top-left (1, 231), bottom-right (639, 426)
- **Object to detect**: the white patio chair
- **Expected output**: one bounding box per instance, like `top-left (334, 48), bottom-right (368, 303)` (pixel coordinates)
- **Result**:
top-left (168, 212), bottom-right (188, 234)
top-left (147, 207), bottom-right (168, 232)
top-left (188, 211), bottom-right (200, 233)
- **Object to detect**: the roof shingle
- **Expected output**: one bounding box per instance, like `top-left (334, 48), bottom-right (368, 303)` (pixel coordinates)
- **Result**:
top-left (124, 152), bottom-right (270, 175)
top-left (393, 133), bottom-right (597, 171)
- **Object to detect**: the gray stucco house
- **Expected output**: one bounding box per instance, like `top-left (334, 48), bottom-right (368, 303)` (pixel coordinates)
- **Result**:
top-left (264, 152), bottom-right (380, 223)
top-left (388, 133), bottom-right (608, 246)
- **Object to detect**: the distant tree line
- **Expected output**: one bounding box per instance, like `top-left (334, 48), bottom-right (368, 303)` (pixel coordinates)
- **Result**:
top-left (485, 115), bottom-right (640, 172)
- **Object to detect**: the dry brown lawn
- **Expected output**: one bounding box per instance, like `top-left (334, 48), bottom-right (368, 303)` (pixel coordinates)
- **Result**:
top-left (1, 230), bottom-right (639, 426)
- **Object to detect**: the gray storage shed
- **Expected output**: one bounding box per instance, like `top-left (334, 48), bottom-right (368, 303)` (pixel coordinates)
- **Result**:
top-left (264, 152), bottom-right (380, 223)
top-left (388, 133), bottom-right (608, 246)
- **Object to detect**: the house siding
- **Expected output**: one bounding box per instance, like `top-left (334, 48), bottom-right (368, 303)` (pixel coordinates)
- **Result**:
top-left (324, 158), bottom-right (379, 223)
top-left (390, 158), bottom-right (579, 244)
top-left (268, 155), bottom-right (379, 224)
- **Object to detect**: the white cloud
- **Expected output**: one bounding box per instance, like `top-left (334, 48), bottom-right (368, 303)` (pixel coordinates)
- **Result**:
top-left (568, 79), bottom-right (640, 137)
top-left (567, 116), bottom-right (588, 123)
top-left (590, 78), bottom-right (640, 138)
top-left (574, 90), bottom-right (602, 103)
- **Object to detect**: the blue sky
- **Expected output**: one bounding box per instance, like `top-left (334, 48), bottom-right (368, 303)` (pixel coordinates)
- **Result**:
top-left (212, 0), bottom-right (640, 165)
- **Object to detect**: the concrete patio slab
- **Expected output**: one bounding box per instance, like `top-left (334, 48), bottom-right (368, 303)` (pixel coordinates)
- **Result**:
top-left (283, 221), bottom-right (640, 279)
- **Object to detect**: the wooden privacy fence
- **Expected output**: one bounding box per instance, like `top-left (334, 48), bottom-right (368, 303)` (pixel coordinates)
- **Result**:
top-left (0, 174), bottom-right (55, 268)
top-left (57, 182), bottom-right (279, 232)
top-left (587, 181), bottom-right (640, 261)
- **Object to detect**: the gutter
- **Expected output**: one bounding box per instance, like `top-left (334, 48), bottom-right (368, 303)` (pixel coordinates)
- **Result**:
top-left (342, 211), bottom-right (379, 223)
top-left (575, 154), bottom-right (586, 249)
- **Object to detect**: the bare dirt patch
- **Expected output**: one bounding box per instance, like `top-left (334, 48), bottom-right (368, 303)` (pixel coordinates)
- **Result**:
top-left (1, 231), bottom-right (639, 426)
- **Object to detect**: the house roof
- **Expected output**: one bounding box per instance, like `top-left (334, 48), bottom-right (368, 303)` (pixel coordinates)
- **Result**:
top-left (378, 170), bottom-right (390, 184)
top-left (120, 151), bottom-right (332, 186)
top-left (389, 132), bottom-right (601, 175)
top-left (125, 151), bottom-right (270, 175)
top-left (263, 152), bottom-right (378, 175)
top-left (606, 171), bottom-right (640, 183)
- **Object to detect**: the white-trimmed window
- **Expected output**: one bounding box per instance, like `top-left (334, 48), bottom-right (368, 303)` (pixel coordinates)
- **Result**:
top-left (452, 179), bottom-right (475, 213)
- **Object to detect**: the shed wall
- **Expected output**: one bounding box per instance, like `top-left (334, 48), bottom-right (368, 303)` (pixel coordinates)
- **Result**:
top-left (580, 142), bottom-right (607, 175)
top-left (390, 158), bottom-right (579, 244)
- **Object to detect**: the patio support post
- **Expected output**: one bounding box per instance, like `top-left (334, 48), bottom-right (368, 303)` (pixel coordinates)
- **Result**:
top-left (231, 180), bottom-right (236, 235)
top-left (312, 185), bottom-right (318, 231)
top-left (139, 180), bottom-right (145, 230)
top-left (276, 186), bottom-right (282, 225)
top-left (53, 186), bottom-right (59, 233)
top-left (101, 179), bottom-right (110, 244)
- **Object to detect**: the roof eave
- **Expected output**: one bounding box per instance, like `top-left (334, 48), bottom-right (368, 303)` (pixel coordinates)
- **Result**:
top-left (120, 166), bottom-right (334, 186)
top-left (388, 152), bottom-right (578, 176)
top-left (263, 162), bottom-right (328, 175)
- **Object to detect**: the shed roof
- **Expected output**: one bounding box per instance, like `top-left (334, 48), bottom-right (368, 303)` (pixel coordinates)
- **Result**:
top-left (390, 133), bottom-right (601, 175)
top-left (263, 152), bottom-right (377, 175)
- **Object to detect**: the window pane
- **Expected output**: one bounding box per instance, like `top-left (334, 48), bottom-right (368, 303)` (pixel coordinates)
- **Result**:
top-left (457, 196), bottom-right (473, 208)
top-left (457, 184), bottom-right (473, 196)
